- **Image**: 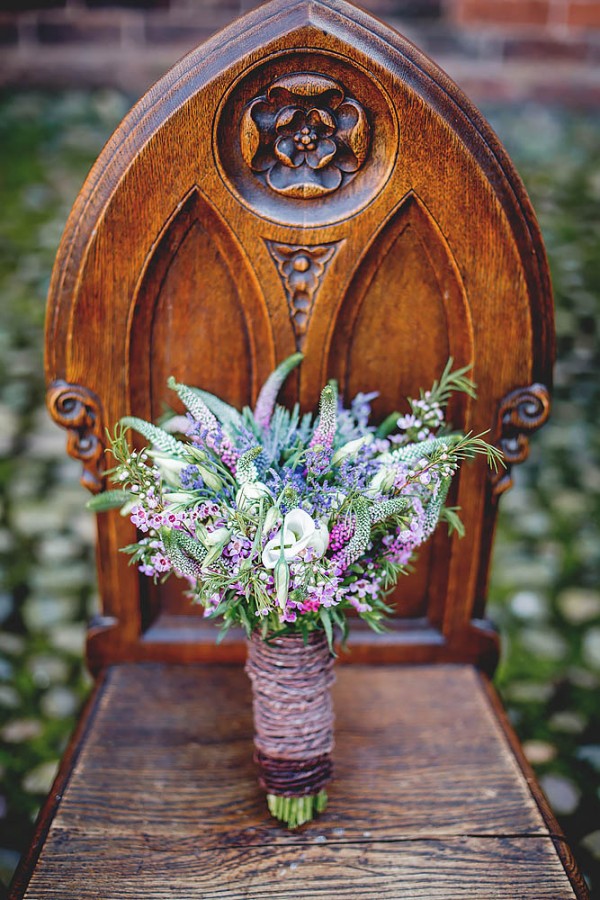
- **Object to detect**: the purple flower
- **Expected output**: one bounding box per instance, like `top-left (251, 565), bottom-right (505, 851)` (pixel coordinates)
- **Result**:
top-left (130, 506), bottom-right (149, 532)
top-left (181, 464), bottom-right (204, 490)
top-left (253, 353), bottom-right (303, 429)
top-left (329, 516), bottom-right (355, 553)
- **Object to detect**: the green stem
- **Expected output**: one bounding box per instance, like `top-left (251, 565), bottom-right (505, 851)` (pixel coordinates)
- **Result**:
top-left (266, 791), bottom-right (328, 829)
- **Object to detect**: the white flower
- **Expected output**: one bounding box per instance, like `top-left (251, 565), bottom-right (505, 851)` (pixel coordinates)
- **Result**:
top-left (147, 451), bottom-right (188, 488)
top-left (204, 526), bottom-right (231, 547)
top-left (262, 508), bottom-right (329, 569)
top-left (235, 481), bottom-right (272, 511)
top-left (331, 434), bottom-right (373, 465)
top-left (366, 465), bottom-right (395, 496)
top-left (197, 465), bottom-right (223, 492)
top-left (263, 505), bottom-right (281, 536)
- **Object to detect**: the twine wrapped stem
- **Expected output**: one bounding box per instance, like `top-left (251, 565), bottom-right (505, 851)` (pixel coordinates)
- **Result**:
top-left (245, 630), bottom-right (335, 827)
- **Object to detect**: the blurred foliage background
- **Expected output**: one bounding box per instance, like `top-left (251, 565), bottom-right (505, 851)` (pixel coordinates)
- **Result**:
top-left (0, 91), bottom-right (598, 894)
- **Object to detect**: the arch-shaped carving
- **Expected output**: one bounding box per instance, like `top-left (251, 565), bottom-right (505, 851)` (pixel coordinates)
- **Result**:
top-left (328, 192), bottom-right (474, 622)
top-left (328, 192), bottom-right (473, 421)
top-left (128, 187), bottom-right (267, 421)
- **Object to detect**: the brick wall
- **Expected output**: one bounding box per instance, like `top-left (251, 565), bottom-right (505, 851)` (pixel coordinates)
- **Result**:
top-left (449, 0), bottom-right (600, 102)
top-left (0, 0), bottom-right (599, 104)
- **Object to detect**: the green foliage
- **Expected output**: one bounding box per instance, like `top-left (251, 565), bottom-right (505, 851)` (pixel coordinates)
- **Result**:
top-left (119, 416), bottom-right (186, 455)
top-left (439, 506), bottom-right (465, 538)
top-left (427, 358), bottom-right (477, 405)
top-left (86, 490), bottom-right (131, 512)
top-left (189, 387), bottom-right (243, 429)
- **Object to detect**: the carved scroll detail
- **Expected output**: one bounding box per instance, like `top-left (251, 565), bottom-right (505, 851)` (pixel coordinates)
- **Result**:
top-left (491, 383), bottom-right (550, 496)
top-left (241, 73), bottom-right (370, 198)
top-left (47, 380), bottom-right (105, 494)
top-left (267, 241), bottom-right (340, 349)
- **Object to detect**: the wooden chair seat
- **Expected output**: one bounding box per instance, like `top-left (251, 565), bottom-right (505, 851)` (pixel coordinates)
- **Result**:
top-left (13, 663), bottom-right (583, 898)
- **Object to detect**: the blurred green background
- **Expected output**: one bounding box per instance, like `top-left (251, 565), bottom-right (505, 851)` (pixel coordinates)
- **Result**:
top-left (0, 91), bottom-right (598, 893)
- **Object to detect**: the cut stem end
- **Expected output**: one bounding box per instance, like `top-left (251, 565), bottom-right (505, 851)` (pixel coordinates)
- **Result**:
top-left (267, 790), bottom-right (328, 828)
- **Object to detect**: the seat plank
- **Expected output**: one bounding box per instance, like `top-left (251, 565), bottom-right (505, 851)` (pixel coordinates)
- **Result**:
top-left (25, 835), bottom-right (575, 899)
top-left (12, 663), bottom-right (584, 897)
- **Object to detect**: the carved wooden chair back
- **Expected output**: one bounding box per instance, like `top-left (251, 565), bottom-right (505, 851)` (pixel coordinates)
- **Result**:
top-left (46, 0), bottom-right (553, 674)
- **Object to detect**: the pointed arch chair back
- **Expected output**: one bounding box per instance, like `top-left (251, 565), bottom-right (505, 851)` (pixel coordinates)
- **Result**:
top-left (46, 0), bottom-right (553, 673)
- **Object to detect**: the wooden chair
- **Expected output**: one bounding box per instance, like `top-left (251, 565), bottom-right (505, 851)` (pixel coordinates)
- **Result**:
top-left (11, 0), bottom-right (588, 896)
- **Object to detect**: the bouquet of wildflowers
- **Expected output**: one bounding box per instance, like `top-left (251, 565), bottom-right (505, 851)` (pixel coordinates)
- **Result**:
top-left (89, 354), bottom-right (502, 827)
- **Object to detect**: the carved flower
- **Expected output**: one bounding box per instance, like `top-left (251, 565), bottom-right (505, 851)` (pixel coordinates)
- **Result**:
top-left (241, 73), bottom-right (370, 198)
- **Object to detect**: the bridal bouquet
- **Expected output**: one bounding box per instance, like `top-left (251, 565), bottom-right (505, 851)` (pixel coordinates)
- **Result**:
top-left (89, 354), bottom-right (502, 827)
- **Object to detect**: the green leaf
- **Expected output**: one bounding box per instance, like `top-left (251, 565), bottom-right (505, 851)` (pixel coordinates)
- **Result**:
top-left (428, 358), bottom-right (476, 405)
top-left (86, 489), bottom-right (131, 512)
top-left (376, 411), bottom-right (401, 438)
top-left (238, 605), bottom-right (253, 635)
top-left (319, 609), bottom-right (334, 653)
top-left (440, 505), bottom-right (465, 538)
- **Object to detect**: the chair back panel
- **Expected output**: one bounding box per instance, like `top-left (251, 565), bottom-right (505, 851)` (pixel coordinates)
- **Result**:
top-left (46, 0), bottom-right (553, 671)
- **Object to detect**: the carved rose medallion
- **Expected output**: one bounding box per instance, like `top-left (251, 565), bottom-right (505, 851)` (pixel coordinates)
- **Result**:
top-left (241, 73), bottom-right (370, 198)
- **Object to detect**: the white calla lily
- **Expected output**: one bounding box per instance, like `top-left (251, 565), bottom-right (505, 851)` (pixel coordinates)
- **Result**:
top-left (262, 508), bottom-right (329, 569)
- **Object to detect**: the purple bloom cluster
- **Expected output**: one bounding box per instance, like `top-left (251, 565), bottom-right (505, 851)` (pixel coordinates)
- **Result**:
top-left (138, 539), bottom-right (172, 578)
top-left (223, 535), bottom-right (253, 570)
top-left (345, 577), bottom-right (380, 613)
top-left (130, 504), bottom-right (185, 533)
top-left (187, 417), bottom-right (240, 473)
top-left (180, 464), bottom-right (204, 490)
top-left (329, 516), bottom-right (355, 552)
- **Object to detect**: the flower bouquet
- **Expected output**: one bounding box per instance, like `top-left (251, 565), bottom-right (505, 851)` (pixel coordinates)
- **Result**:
top-left (89, 354), bottom-right (502, 828)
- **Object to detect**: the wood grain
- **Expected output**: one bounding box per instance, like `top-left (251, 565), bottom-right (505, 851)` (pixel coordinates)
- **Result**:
top-left (43, 0), bottom-right (555, 670)
top-left (12, 664), bottom-right (586, 897)
top-left (23, 835), bottom-right (577, 899)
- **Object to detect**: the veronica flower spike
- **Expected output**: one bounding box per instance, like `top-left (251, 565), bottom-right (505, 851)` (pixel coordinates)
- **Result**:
top-left (307, 382), bottom-right (338, 474)
top-left (253, 352), bottom-right (304, 430)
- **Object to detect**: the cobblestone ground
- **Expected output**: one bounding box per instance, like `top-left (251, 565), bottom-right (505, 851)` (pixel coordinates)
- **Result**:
top-left (0, 92), bottom-right (598, 893)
